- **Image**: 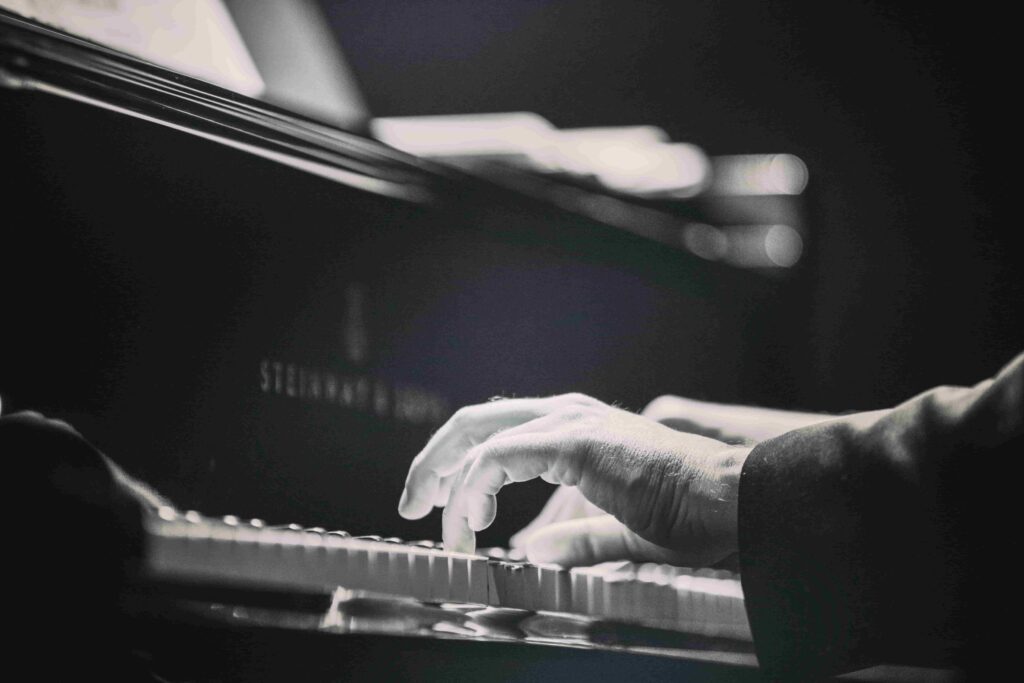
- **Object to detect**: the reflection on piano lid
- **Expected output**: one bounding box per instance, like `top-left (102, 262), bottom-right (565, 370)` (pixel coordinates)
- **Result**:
top-left (0, 8), bottom-right (445, 202)
top-left (144, 508), bottom-right (752, 643)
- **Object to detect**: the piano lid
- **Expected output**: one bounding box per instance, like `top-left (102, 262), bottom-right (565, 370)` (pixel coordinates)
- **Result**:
top-left (0, 8), bottom-right (452, 204)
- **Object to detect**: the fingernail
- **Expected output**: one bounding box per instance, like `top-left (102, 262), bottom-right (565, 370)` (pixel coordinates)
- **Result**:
top-left (445, 526), bottom-right (476, 555)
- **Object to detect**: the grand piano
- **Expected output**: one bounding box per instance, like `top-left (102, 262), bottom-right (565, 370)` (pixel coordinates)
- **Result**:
top-left (1, 8), bottom-right (946, 681)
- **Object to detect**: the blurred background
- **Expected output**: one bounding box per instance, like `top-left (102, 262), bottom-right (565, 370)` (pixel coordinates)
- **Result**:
top-left (319, 0), bottom-right (1020, 410)
top-left (2, 0), bottom-right (1020, 545)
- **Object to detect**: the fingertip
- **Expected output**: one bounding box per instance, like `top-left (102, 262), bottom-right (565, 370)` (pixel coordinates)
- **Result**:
top-left (442, 505), bottom-right (477, 554)
top-left (398, 492), bottom-right (428, 520)
top-left (399, 471), bottom-right (440, 519)
top-left (508, 528), bottom-right (530, 550)
top-left (397, 489), bottom-right (415, 518)
top-left (524, 538), bottom-right (558, 565)
top-left (524, 516), bottom-right (621, 566)
top-left (467, 494), bottom-right (497, 532)
top-left (524, 525), bottom-right (571, 565)
top-left (443, 525), bottom-right (476, 555)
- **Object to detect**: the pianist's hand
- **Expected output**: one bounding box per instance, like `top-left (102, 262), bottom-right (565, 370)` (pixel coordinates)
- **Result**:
top-left (1, 410), bottom-right (173, 515)
top-left (398, 394), bottom-right (749, 567)
top-left (508, 394), bottom-right (834, 555)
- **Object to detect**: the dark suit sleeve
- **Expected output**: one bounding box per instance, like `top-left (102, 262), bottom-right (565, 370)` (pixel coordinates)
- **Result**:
top-left (737, 352), bottom-right (1024, 679)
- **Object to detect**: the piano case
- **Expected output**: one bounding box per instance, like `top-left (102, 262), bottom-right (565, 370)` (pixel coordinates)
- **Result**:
top-left (1, 10), bottom-right (797, 680)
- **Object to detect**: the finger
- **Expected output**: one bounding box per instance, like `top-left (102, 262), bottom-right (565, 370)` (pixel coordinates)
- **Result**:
top-left (462, 430), bottom-right (575, 533)
top-left (509, 484), bottom-right (575, 548)
top-left (400, 395), bottom-right (592, 519)
top-left (398, 469), bottom-right (440, 520)
top-left (442, 460), bottom-right (477, 553)
top-left (563, 485), bottom-right (605, 520)
top-left (433, 473), bottom-right (456, 508)
top-left (524, 515), bottom-right (687, 566)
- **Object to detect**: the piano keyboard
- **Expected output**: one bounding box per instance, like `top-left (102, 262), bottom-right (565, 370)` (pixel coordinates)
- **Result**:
top-left (144, 508), bottom-right (751, 641)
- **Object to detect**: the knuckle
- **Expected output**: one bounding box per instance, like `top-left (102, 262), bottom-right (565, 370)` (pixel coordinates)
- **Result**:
top-left (641, 395), bottom-right (680, 419)
top-left (562, 427), bottom-right (595, 464)
top-left (565, 421), bottom-right (598, 448)
top-left (558, 408), bottom-right (586, 423)
top-left (463, 449), bottom-right (485, 474)
top-left (472, 441), bottom-right (503, 468)
top-left (559, 404), bottom-right (602, 425)
top-left (450, 405), bottom-right (476, 427)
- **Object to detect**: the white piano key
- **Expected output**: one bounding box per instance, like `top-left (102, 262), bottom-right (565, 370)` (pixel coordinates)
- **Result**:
top-left (553, 566), bottom-right (572, 613)
top-left (570, 567), bottom-right (587, 614)
top-left (360, 546), bottom-right (380, 592)
top-left (570, 566), bottom-right (593, 615)
top-left (601, 571), bottom-right (627, 621)
top-left (623, 568), bottom-right (644, 623)
top-left (449, 556), bottom-right (470, 602)
top-left (485, 561), bottom-right (502, 606)
top-left (726, 580), bottom-right (748, 631)
top-left (707, 575), bottom-right (751, 640)
top-left (347, 545), bottom-right (370, 591)
top-left (522, 563), bottom-right (541, 611)
top-left (429, 552), bottom-right (450, 602)
top-left (318, 542), bottom-right (349, 589)
top-left (389, 547), bottom-right (412, 598)
top-left (590, 569), bottom-right (606, 617)
top-left (690, 576), bottom-right (715, 635)
top-left (243, 528), bottom-right (274, 586)
top-left (410, 551), bottom-right (432, 602)
top-left (533, 564), bottom-right (551, 611)
top-left (467, 556), bottom-right (489, 605)
top-left (500, 561), bottom-right (519, 607)
top-left (578, 565), bottom-right (605, 617)
top-left (635, 563), bottom-right (660, 626)
top-left (320, 543), bottom-right (349, 590)
top-left (145, 521), bottom-right (755, 641)
top-left (535, 563), bottom-right (566, 612)
top-left (591, 561), bottom-right (633, 618)
top-left (300, 530), bottom-right (331, 588)
top-left (499, 562), bottom-right (526, 609)
top-left (674, 572), bottom-right (696, 633)
top-left (206, 520), bottom-right (240, 582)
top-left (653, 564), bottom-right (678, 627)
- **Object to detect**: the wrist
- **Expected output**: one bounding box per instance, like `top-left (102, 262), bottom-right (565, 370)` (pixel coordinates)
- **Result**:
top-left (704, 445), bottom-right (751, 561)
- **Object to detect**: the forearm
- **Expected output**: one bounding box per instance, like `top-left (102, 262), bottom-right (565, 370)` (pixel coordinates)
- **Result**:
top-left (738, 352), bottom-right (1024, 678)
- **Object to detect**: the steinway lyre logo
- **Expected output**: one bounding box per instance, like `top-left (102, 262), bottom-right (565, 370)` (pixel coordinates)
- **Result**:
top-left (258, 283), bottom-right (449, 425)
